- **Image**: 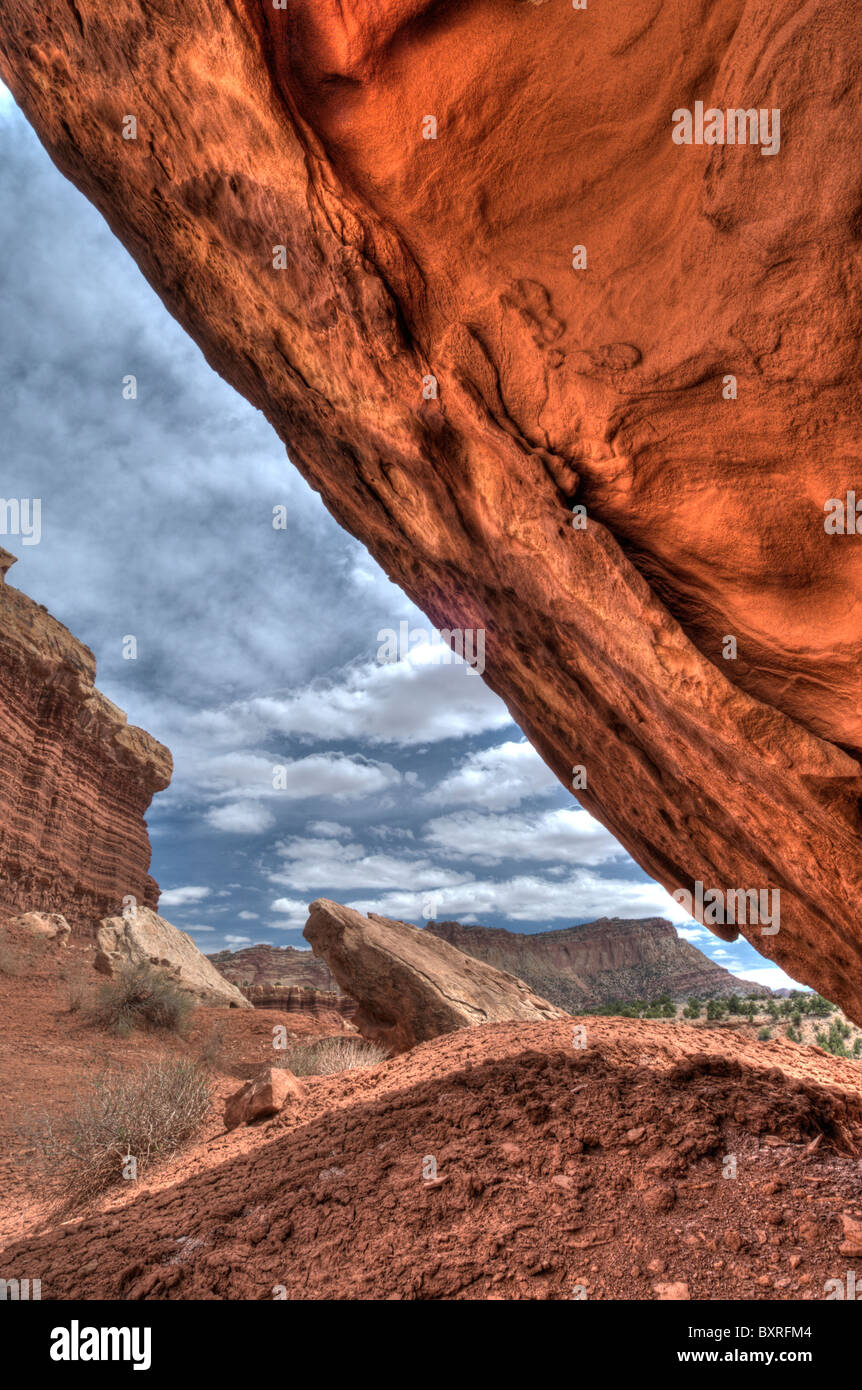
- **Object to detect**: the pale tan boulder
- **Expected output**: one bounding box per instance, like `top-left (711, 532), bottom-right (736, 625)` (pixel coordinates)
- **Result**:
top-left (12, 912), bottom-right (71, 945)
top-left (94, 906), bottom-right (251, 1009)
top-left (304, 899), bottom-right (567, 1053)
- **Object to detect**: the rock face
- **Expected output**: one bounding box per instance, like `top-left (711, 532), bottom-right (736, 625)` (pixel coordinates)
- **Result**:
top-left (304, 899), bottom-right (566, 1051)
top-left (0, 551), bottom-right (171, 928)
top-left (207, 942), bottom-right (355, 1015)
top-left (95, 908), bottom-right (251, 1009)
top-left (241, 985), bottom-right (357, 1019)
top-left (427, 919), bottom-right (770, 1012)
top-left (2, 4), bottom-right (862, 1015)
top-left (208, 943), bottom-right (337, 992)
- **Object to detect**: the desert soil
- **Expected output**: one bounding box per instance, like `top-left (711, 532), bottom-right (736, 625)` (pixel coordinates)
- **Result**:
top-left (2, 926), bottom-right (861, 1301)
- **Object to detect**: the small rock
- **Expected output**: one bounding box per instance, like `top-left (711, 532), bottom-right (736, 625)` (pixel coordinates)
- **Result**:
top-left (653, 1281), bottom-right (690, 1301)
top-left (839, 1212), bottom-right (862, 1257)
top-left (224, 1068), bottom-right (305, 1130)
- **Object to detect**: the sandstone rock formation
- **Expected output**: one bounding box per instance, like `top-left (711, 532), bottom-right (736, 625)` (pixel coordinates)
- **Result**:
top-left (208, 942), bottom-right (356, 1016)
top-left (0, 550), bottom-right (171, 928)
top-left (304, 898), bottom-right (565, 1051)
top-left (427, 918), bottom-right (770, 1012)
top-left (223, 1068), bottom-right (305, 1131)
top-left (2, 4), bottom-right (861, 1014)
top-left (6, 912), bottom-right (71, 947)
top-left (95, 907), bottom-right (251, 1009)
top-left (240, 985), bottom-right (357, 1019)
top-left (208, 942), bottom-right (338, 992)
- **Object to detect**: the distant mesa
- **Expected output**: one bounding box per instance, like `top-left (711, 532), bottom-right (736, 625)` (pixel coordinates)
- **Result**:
top-left (425, 917), bottom-right (771, 1012)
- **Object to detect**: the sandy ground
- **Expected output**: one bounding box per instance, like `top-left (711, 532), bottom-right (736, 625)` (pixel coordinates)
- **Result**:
top-left (2, 927), bottom-right (862, 1300)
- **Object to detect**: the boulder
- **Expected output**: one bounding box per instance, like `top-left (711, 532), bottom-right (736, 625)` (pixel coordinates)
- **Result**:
top-left (10, 912), bottom-right (71, 945)
top-left (304, 899), bottom-right (567, 1053)
top-left (223, 1068), bottom-right (305, 1131)
top-left (94, 907), bottom-right (251, 1009)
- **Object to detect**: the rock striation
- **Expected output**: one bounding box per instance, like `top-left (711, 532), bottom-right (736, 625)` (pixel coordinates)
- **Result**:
top-left (426, 918), bottom-right (770, 1013)
top-left (2, 4), bottom-right (862, 1015)
top-left (95, 907), bottom-right (251, 1009)
top-left (207, 942), bottom-right (355, 1016)
top-left (0, 551), bottom-right (171, 928)
top-left (208, 943), bottom-right (338, 992)
top-left (304, 898), bottom-right (566, 1051)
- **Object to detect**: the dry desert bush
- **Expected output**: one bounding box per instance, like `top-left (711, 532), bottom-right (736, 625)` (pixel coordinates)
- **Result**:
top-left (30, 1057), bottom-right (212, 1210)
top-left (276, 1035), bottom-right (388, 1076)
top-left (87, 961), bottom-right (194, 1036)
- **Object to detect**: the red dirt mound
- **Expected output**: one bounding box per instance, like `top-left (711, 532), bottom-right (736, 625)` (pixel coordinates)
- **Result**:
top-left (4, 1019), bottom-right (862, 1301)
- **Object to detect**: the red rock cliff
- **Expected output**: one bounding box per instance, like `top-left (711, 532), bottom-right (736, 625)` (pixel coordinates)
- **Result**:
top-left (0, 551), bottom-right (172, 928)
top-left (1, 2), bottom-right (860, 1015)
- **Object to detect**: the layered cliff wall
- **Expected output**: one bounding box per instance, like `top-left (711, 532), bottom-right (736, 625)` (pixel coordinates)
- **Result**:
top-left (426, 918), bottom-right (770, 1012)
top-left (0, 550), bottom-right (172, 928)
top-left (1, 1), bottom-right (861, 1016)
top-left (208, 942), bottom-right (337, 992)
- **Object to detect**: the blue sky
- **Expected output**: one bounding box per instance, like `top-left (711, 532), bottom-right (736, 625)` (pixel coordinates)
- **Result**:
top-left (0, 84), bottom-right (797, 990)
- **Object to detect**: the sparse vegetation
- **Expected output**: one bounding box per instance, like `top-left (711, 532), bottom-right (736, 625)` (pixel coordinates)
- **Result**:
top-left (815, 1019), bottom-right (853, 1057)
top-left (30, 1058), bottom-right (212, 1210)
top-left (58, 975), bottom-right (90, 1013)
top-left (87, 962), bottom-right (194, 1036)
top-left (275, 1035), bottom-right (388, 1077)
top-left (577, 988), bottom-right (862, 1061)
top-left (0, 936), bottom-right (22, 977)
top-left (196, 1021), bottom-right (226, 1072)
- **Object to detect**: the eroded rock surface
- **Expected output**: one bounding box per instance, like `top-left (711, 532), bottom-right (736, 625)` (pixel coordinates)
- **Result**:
top-left (95, 907), bottom-right (251, 1009)
top-left (0, 551), bottom-right (171, 928)
top-left (304, 898), bottom-right (566, 1051)
top-left (1, 4), bottom-right (861, 1012)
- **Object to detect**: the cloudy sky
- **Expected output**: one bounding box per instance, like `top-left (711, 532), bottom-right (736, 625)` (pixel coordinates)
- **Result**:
top-left (0, 85), bottom-right (796, 990)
